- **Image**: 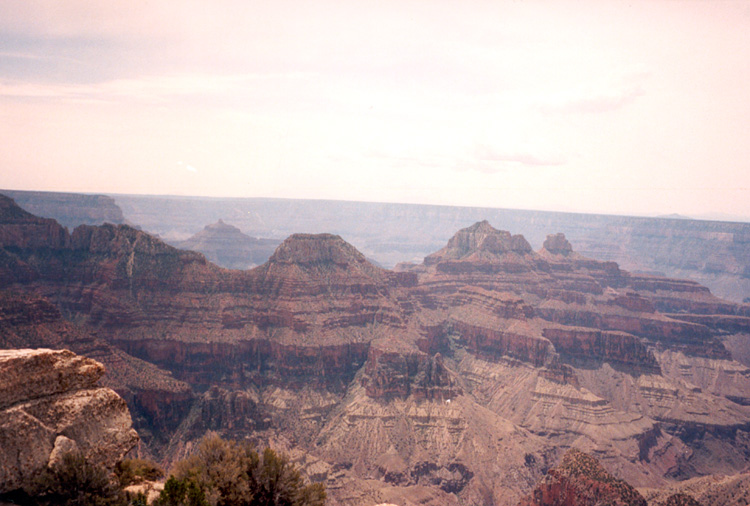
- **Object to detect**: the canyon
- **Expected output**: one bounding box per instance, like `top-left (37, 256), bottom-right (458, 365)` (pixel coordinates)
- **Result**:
top-left (1, 192), bottom-right (750, 505)
top-left (4, 189), bottom-right (750, 303)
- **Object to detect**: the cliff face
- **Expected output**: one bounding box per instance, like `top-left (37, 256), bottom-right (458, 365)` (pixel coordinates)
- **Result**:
top-left (0, 348), bottom-right (138, 493)
top-left (0, 287), bottom-right (193, 451)
top-left (0, 194), bottom-right (68, 250)
top-left (2, 195), bottom-right (750, 506)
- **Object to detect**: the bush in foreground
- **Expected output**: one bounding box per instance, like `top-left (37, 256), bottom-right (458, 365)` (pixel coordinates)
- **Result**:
top-left (116, 458), bottom-right (166, 487)
top-left (155, 434), bottom-right (325, 506)
top-left (28, 452), bottom-right (127, 506)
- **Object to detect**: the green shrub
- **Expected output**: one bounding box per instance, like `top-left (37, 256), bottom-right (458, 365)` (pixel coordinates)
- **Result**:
top-left (116, 458), bottom-right (165, 486)
top-left (155, 434), bottom-right (325, 506)
top-left (28, 452), bottom-right (126, 506)
top-left (247, 448), bottom-right (325, 506)
top-left (127, 491), bottom-right (149, 506)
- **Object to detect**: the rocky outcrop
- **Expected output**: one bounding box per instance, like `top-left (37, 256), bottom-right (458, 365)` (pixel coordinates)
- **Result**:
top-left (453, 319), bottom-right (553, 367)
top-left (0, 348), bottom-right (138, 493)
top-left (542, 233), bottom-right (573, 256)
top-left (0, 288), bottom-right (194, 449)
top-left (361, 344), bottom-right (462, 401)
top-left (517, 448), bottom-right (648, 506)
top-left (425, 220), bottom-right (534, 265)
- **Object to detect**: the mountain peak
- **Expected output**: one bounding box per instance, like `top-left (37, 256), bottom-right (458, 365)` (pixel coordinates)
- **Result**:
top-left (425, 220), bottom-right (532, 265)
top-left (257, 233), bottom-right (396, 298)
top-left (268, 233), bottom-right (368, 266)
top-left (206, 219), bottom-right (236, 231)
top-left (542, 233), bottom-right (573, 256)
top-left (175, 220), bottom-right (279, 270)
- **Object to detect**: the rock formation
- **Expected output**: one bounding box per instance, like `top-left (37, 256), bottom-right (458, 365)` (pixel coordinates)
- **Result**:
top-left (174, 219), bottom-right (279, 270)
top-left (8, 190), bottom-right (750, 301)
top-left (517, 448), bottom-right (648, 506)
top-left (101, 193), bottom-right (750, 302)
top-left (0, 348), bottom-right (138, 493)
top-left (2, 193), bottom-right (750, 506)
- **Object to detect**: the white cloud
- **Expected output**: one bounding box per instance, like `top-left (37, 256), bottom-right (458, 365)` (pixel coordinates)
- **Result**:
top-left (177, 161), bottom-right (198, 173)
top-left (539, 85), bottom-right (646, 115)
top-left (472, 145), bottom-right (567, 168)
top-left (0, 73), bottom-right (283, 104)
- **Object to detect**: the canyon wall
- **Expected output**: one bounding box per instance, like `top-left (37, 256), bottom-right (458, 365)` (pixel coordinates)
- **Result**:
top-left (2, 193), bottom-right (750, 506)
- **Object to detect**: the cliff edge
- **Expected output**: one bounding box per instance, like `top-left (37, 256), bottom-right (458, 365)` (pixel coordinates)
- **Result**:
top-left (0, 348), bottom-right (138, 493)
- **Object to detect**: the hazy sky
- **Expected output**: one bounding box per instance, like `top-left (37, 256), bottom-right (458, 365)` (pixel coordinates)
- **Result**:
top-left (1, 1), bottom-right (749, 219)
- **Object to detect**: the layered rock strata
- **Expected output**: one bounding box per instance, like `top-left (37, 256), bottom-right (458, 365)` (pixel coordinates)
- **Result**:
top-left (2, 194), bottom-right (750, 506)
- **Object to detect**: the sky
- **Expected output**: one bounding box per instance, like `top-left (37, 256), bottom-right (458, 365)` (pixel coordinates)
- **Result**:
top-left (1, 1), bottom-right (749, 220)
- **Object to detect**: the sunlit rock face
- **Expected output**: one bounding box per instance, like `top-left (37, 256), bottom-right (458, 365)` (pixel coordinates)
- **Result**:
top-left (2, 193), bottom-right (750, 506)
top-left (0, 348), bottom-right (138, 493)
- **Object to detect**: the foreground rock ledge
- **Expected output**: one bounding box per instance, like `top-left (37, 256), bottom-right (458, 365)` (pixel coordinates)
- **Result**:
top-left (0, 348), bottom-right (138, 493)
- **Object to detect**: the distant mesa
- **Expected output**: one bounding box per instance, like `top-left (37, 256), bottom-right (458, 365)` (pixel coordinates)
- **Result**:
top-left (174, 219), bottom-right (280, 270)
top-left (1, 189), bottom-right (126, 229)
top-left (268, 233), bottom-right (369, 266)
top-left (657, 213), bottom-right (693, 220)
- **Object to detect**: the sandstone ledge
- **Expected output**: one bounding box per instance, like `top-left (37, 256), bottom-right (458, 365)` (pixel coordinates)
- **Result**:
top-left (0, 348), bottom-right (138, 493)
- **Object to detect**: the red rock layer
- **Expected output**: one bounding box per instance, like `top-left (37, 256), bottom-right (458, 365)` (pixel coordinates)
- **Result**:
top-left (517, 448), bottom-right (648, 506)
top-left (541, 327), bottom-right (658, 370)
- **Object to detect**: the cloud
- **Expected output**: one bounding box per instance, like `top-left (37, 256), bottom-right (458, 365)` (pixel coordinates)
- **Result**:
top-left (461, 144), bottom-right (567, 173)
top-left (0, 72), bottom-right (306, 104)
top-left (177, 161), bottom-right (198, 173)
top-left (0, 50), bottom-right (44, 60)
top-left (539, 85), bottom-right (645, 115)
